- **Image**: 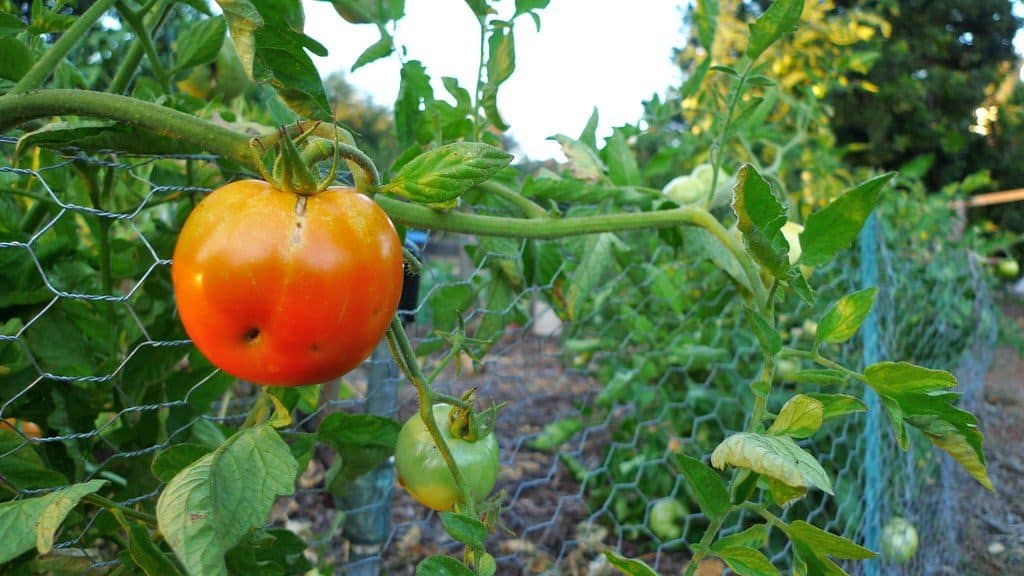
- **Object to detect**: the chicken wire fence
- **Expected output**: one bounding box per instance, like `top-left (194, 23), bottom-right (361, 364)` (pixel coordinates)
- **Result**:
top-left (0, 139), bottom-right (996, 575)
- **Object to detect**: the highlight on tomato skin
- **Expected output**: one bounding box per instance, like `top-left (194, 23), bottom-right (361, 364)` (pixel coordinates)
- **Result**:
top-left (171, 179), bottom-right (405, 387)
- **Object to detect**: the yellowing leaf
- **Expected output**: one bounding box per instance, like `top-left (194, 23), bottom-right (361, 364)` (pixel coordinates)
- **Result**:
top-left (711, 433), bottom-right (833, 494)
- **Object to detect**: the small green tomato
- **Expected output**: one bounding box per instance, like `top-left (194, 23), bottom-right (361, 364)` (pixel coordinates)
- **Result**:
top-left (648, 498), bottom-right (688, 541)
top-left (880, 516), bottom-right (919, 564)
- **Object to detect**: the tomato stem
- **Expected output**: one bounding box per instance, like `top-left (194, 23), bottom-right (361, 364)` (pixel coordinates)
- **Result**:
top-left (386, 317), bottom-right (477, 515)
top-left (9, 0), bottom-right (120, 94)
top-left (114, 0), bottom-right (171, 92)
top-left (109, 0), bottom-right (174, 94)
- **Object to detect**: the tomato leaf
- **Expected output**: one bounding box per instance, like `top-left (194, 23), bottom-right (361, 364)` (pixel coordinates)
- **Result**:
top-left (439, 512), bottom-right (488, 551)
top-left (799, 173), bottom-right (894, 266)
top-left (0, 479), bottom-right (107, 563)
top-left (711, 524), bottom-right (770, 552)
top-left (0, 38), bottom-right (32, 82)
top-left (682, 227), bottom-right (754, 294)
top-left (766, 476), bottom-right (808, 507)
top-left (816, 288), bottom-right (877, 345)
top-left (16, 121), bottom-right (205, 156)
top-left (732, 164), bottom-right (791, 280)
top-left (744, 307), bottom-right (782, 355)
top-left (711, 433), bottom-right (833, 494)
top-left (352, 29), bottom-right (395, 71)
top-left (672, 453), bottom-right (730, 522)
top-left (694, 0), bottom-right (719, 50)
top-left (119, 517), bottom-right (184, 576)
top-left (156, 425), bottom-right (297, 576)
top-left (395, 60), bottom-right (434, 147)
top-left (481, 21), bottom-right (514, 131)
top-left (0, 428), bottom-right (68, 489)
top-left (746, 0), bottom-right (805, 62)
top-left (713, 546), bottom-right (780, 576)
top-left (0, 12), bottom-right (26, 37)
top-left (604, 128), bottom-right (641, 186)
top-left (548, 134), bottom-right (607, 182)
top-left (784, 520), bottom-right (875, 575)
top-left (328, 0), bottom-right (405, 24)
top-left (174, 16), bottom-right (227, 71)
top-left (384, 142), bottom-right (512, 207)
top-left (806, 393), bottom-right (868, 422)
top-left (320, 412), bottom-right (401, 489)
top-left (864, 362), bottom-right (992, 490)
top-left (225, 528), bottom-right (312, 575)
top-left (578, 107), bottom-right (599, 150)
top-left (603, 551), bottom-right (659, 576)
top-left (415, 555), bottom-right (475, 576)
top-left (566, 233), bottom-right (621, 321)
top-left (151, 443), bottom-right (212, 484)
top-left (218, 0), bottom-right (332, 120)
top-left (767, 394), bottom-right (824, 439)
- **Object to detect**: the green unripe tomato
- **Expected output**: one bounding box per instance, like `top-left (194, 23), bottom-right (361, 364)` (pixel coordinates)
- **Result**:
top-left (880, 516), bottom-right (919, 564)
top-left (690, 163), bottom-right (733, 209)
top-left (648, 497), bottom-right (688, 541)
top-left (662, 174), bottom-right (704, 205)
top-left (998, 257), bottom-right (1019, 278)
top-left (394, 404), bottom-right (500, 512)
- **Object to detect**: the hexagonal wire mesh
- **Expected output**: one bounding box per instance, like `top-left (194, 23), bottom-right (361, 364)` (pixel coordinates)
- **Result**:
top-left (0, 138), bottom-right (994, 575)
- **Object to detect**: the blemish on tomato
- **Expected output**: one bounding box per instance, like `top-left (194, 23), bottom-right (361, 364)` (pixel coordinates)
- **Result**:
top-left (243, 327), bottom-right (261, 343)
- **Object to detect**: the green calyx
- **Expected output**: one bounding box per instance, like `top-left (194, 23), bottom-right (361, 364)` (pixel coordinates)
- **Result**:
top-left (252, 122), bottom-right (343, 197)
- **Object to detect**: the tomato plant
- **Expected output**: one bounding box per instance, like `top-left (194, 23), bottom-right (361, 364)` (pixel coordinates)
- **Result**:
top-left (172, 179), bottom-right (404, 386)
top-left (395, 403), bottom-right (500, 512)
top-left (880, 516), bottom-right (920, 564)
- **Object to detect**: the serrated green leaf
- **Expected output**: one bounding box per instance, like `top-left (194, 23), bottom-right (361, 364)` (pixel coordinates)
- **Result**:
top-left (865, 362), bottom-right (991, 490)
top-left (384, 143), bottom-right (513, 207)
top-left (785, 520), bottom-right (875, 576)
top-left (124, 520), bottom-right (183, 576)
top-left (806, 393), bottom-right (868, 422)
top-left (800, 173), bottom-right (894, 266)
top-left (744, 307), bottom-right (781, 354)
top-left (549, 134), bottom-right (606, 182)
top-left (215, 0), bottom-right (262, 77)
top-left (767, 394), bottom-right (824, 438)
top-left (604, 128), bottom-right (641, 186)
top-left (733, 164), bottom-right (790, 279)
top-left (603, 551), bottom-right (658, 576)
top-left (816, 288), bottom-right (877, 344)
top-left (395, 60), bottom-right (433, 147)
top-left (352, 30), bottom-right (394, 71)
top-left (567, 233), bottom-right (620, 321)
top-left (711, 433), bottom-right (833, 494)
top-left (746, 0), bottom-right (805, 61)
top-left (439, 512), bottom-right (487, 551)
top-left (174, 16), bottom-right (227, 71)
top-left (320, 412), bottom-right (401, 489)
top-left (156, 425), bottom-right (297, 576)
top-left (714, 546), bottom-right (780, 576)
top-left (672, 453), bottom-right (730, 522)
top-left (579, 107), bottom-right (599, 150)
top-left (415, 554), bottom-right (475, 576)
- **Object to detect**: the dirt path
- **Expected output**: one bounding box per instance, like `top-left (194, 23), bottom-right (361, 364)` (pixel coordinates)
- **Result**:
top-left (961, 345), bottom-right (1024, 574)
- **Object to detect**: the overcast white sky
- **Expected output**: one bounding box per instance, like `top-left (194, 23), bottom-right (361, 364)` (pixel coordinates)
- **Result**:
top-left (302, 1), bottom-right (689, 160)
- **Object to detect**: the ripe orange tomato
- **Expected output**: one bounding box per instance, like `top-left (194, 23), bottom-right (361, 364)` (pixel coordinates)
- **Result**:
top-left (172, 180), bottom-right (404, 386)
top-left (1, 418), bottom-right (42, 439)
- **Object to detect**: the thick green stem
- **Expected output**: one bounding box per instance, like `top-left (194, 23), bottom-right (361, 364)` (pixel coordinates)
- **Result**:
top-left (0, 90), bottom-right (252, 161)
top-left (115, 0), bottom-right (171, 92)
top-left (386, 318), bottom-right (476, 515)
top-left (10, 0), bottom-right (120, 94)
